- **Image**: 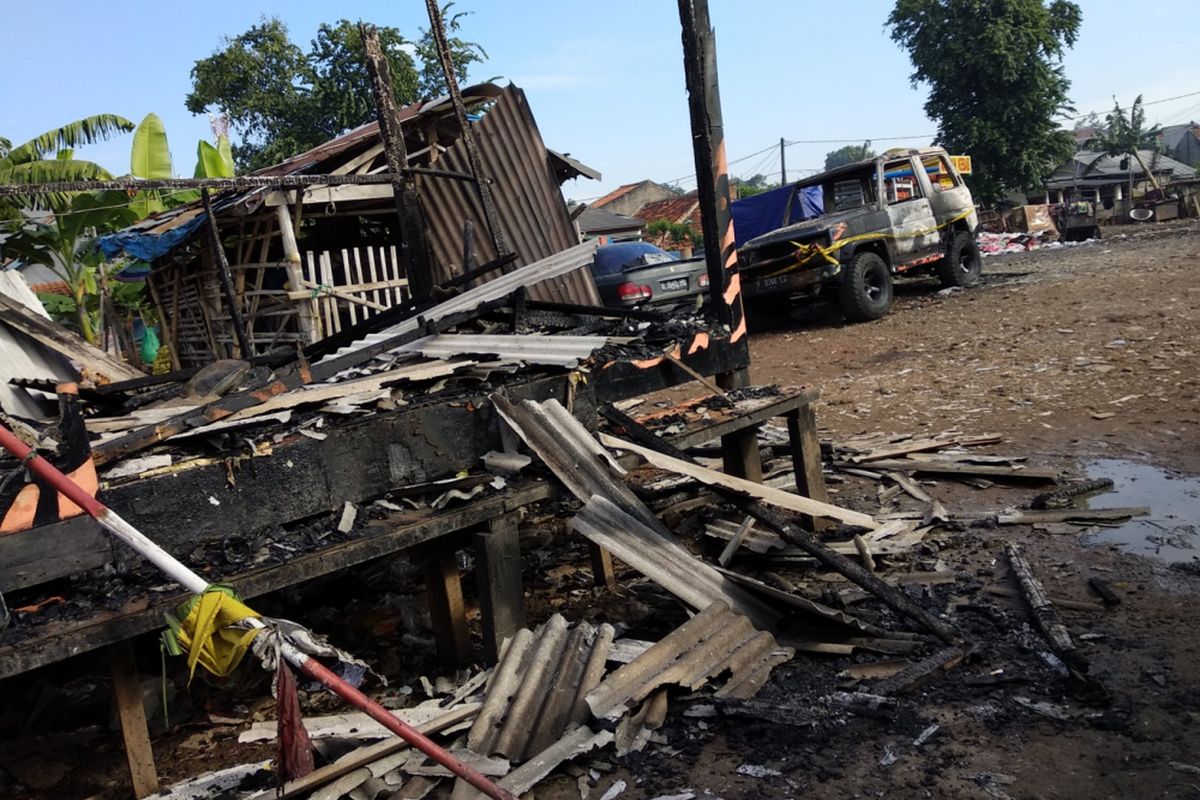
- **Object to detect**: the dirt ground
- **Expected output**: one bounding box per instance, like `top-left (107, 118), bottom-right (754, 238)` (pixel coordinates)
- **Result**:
top-left (3, 221), bottom-right (1199, 800)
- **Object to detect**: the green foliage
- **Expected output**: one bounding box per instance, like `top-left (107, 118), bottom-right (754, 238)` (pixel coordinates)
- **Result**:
top-left (195, 137), bottom-right (235, 178)
top-left (187, 16), bottom-right (485, 171)
top-left (0, 114), bottom-right (134, 211)
top-left (1081, 95), bottom-right (1161, 185)
top-left (734, 173), bottom-right (781, 199)
top-left (414, 3), bottom-right (488, 99)
top-left (824, 143), bottom-right (875, 171)
top-left (887, 0), bottom-right (1082, 203)
top-left (4, 192), bottom-right (138, 342)
top-left (129, 113), bottom-right (175, 217)
top-left (645, 219), bottom-right (702, 249)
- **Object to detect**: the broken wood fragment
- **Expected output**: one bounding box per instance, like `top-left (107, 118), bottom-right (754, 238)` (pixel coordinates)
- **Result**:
top-left (997, 507), bottom-right (1148, 525)
top-left (597, 407), bottom-right (962, 645)
top-left (1005, 543), bottom-right (1088, 676)
top-left (853, 534), bottom-right (876, 572)
top-left (1087, 576), bottom-right (1121, 607)
top-left (985, 584), bottom-right (1105, 613)
top-left (872, 645), bottom-right (964, 695)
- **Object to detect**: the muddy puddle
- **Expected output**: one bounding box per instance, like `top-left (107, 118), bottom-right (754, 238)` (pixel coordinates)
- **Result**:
top-left (1081, 459), bottom-right (1200, 563)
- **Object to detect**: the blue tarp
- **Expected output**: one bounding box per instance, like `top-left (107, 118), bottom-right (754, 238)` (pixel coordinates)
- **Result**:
top-left (730, 184), bottom-right (824, 249)
top-left (98, 215), bottom-right (207, 263)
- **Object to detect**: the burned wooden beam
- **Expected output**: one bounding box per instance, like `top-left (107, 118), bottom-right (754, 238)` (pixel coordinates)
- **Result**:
top-left (360, 22), bottom-right (434, 300)
top-left (425, 0), bottom-right (510, 260)
top-left (1005, 542), bottom-right (1088, 677)
top-left (200, 188), bottom-right (252, 358)
top-left (0, 170), bottom-right (475, 197)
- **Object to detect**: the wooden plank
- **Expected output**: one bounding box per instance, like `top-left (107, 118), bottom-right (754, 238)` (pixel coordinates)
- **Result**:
top-left (365, 244), bottom-right (382, 311)
top-left (351, 248), bottom-right (368, 321)
top-left (330, 142), bottom-right (385, 176)
top-left (785, 404), bottom-right (831, 533)
top-left (849, 438), bottom-right (957, 463)
top-left (244, 703), bottom-right (478, 800)
top-left (341, 248), bottom-right (358, 325)
top-left (836, 459), bottom-right (1058, 482)
top-left (305, 251), bottom-right (323, 339)
top-left (108, 640), bottom-right (159, 798)
top-left (601, 433), bottom-right (877, 529)
top-left (473, 514), bottom-right (526, 665)
top-left (0, 293), bottom-right (141, 381)
top-left (996, 507), bottom-right (1148, 525)
top-left (390, 245), bottom-right (403, 303)
top-left (589, 541), bottom-right (616, 589)
top-left (321, 252), bottom-right (341, 334)
top-left (666, 388), bottom-right (821, 450)
top-left (0, 515), bottom-right (113, 592)
top-left (423, 550), bottom-right (471, 665)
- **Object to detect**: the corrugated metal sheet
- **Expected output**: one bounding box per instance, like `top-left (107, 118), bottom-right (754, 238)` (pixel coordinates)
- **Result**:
top-left (396, 333), bottom-right (616, 367)
top-left (465, 616), bottom-right (613, 762)
top-left (0, 271), bottom-right (76, 419)
top-left (571, 495), bottom-right (780, 628)
top-left (492, 396), bottom-right (778, 627)
top-left (586, 600), bottom-right (794, 721)
top-left (314, 240), bottom-right (598, 366)
top-left (418, 86), bottom-right (601, 306)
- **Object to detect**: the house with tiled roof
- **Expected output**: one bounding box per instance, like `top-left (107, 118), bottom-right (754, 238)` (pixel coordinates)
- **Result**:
top-left (592, 180), bottom-right (675, 217)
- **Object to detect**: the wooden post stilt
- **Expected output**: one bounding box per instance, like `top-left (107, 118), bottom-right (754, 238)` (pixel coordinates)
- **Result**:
top-left (473, 514), bottom-right (526, 664)
top-left (422, 550), bottom-right (471, 665)
top-left (786, 401), bottom-right (831, 532)
top-left (108, 640), bottom-right (158, 799)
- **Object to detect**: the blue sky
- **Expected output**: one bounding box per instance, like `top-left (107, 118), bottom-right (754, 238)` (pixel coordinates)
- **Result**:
top-left (2, 1), bottom-right (1197, 203)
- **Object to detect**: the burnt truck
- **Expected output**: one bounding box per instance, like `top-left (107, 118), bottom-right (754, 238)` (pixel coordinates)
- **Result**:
top-left (735, 147), bottom-right (981, 322)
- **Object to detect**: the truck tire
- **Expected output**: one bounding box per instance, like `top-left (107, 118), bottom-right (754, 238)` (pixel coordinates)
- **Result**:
top-left (937, 231), bottom-right (982, 288)
top-left (839, 251), bottom-right (893, 322)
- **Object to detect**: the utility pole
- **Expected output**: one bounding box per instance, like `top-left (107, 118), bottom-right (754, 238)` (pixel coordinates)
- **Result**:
top-left (360, 23), bottom-right (434, 300)
top-left (780, 137), bottom-right (787, 184)
top-left (678, 0), bottom-right (759, 481)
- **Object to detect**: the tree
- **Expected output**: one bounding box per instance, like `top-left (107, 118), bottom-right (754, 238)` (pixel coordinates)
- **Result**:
top-left (734, 173), bottom-right (780, 199)
top-left (887, 0), bottom-right (1082, 203)
top-left (186, 16), bottom-right (485, 171)
top-left (0, 115), bottom-right (134, 214)
top-left (824, 142), bottom-right (875, 171)
top-left (1083, 95), bottom-right (1162, 189)
top-left (414, 4), bottom-right (489, 99)
top-left (4, 193), bottom-right (138, 342)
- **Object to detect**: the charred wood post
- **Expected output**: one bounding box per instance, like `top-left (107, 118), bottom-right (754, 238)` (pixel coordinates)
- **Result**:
top-left (424, 0), bottom-right (511, 263)
top-left (360, 23), bottom-right (435, 300)
top-left (200, 189), bottom-right (252, 358)
top-left (1005, 542), bottom-right (1088, 677)
top-left (677, 0), bottom-right (758, 479)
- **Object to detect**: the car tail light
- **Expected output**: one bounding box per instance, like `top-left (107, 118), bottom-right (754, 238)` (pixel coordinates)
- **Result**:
top-left (617, 282), bottom-right (652, 303)
top-left (698, 273), bottom-right (709, 288)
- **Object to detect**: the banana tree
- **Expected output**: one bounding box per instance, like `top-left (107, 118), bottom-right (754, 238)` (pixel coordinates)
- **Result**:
top-left (4, 193), bottom-right (138, 342)
top-left (1083, 95), bottom-right (1164, 192)
top-left (0, 115), bottom-right (135, 214)
top-left (126, 113), bottom-right (236, 212)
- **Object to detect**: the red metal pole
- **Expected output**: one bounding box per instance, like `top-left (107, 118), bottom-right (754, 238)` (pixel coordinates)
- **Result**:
top-left (0, 421), bottom-right (516, 800)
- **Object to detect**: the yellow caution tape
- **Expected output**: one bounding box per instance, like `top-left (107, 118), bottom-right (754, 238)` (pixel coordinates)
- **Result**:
top-left (761, 208), bottom-right (975, 279)
top-left (167, 585), bottom-right (262, 683)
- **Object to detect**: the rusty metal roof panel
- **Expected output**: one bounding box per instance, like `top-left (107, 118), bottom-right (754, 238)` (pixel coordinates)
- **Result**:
top-left (417, 85), bottom-right (601, 306)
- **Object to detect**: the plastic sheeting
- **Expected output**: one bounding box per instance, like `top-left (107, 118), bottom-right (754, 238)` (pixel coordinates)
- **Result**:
top-left (731, 184), bottom-right (823, 249)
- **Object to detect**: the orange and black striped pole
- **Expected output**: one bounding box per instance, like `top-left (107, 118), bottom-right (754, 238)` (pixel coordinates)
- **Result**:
top-left (678, 0), bottom-right (748, 354)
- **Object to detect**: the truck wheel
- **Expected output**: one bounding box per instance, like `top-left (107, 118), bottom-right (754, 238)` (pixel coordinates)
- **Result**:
top-left (937, 231), bottom-right (982, 288)
top-left (839, 252), bottom-right (893, 322)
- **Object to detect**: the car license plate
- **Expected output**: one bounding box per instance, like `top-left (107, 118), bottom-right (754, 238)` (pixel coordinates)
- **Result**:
top-left (660, 277), bottom-right (688, 292)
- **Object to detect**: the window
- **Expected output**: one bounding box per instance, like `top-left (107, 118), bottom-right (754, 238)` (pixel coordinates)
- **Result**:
top-left (827, 167), bottom-right (877, 211)
top-left (882, 160), bottom-right (922, 204)
top-left (922, 155), bottom-right (961, 193)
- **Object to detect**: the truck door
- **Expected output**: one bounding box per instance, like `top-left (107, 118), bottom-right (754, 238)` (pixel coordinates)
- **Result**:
top-left (920, 152), bottom-right (975, 231)
top-left (881, 157), bottom-right (940, 267)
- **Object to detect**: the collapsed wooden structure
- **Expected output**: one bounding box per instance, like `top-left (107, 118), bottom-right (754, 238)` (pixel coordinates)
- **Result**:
top-left (99, 83), bottom-right (602, 368)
